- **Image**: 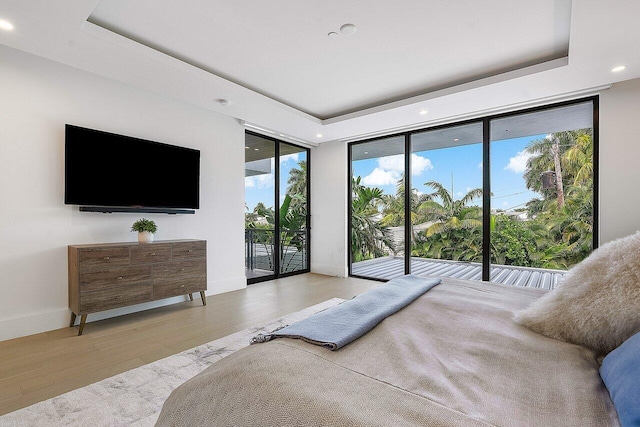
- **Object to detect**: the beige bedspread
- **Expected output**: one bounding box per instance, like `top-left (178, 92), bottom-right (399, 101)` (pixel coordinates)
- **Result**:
top-left (156, 277), bottom-right (620, 426)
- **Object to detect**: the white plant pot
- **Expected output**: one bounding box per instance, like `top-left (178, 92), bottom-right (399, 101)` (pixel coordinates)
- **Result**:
top-left (138, 231), bottom-right (154, 243)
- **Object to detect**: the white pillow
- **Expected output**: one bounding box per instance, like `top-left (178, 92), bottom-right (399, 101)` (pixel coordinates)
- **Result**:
top-left (514, 232), bottom-right (640, 355)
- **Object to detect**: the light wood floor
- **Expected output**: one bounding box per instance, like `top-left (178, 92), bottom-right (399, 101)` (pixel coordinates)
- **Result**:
top-left (0, 273), bottom-right (377, 416)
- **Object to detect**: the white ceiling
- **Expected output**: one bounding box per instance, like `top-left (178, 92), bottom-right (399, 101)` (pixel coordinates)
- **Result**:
top-left (0, 1), bottom-right (639, 145)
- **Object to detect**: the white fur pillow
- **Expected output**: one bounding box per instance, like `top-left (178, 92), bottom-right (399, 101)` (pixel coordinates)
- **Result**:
top-left (514, 232), bottom-right (640, 355)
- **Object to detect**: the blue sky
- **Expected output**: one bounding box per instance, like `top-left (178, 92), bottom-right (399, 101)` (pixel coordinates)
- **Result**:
top-left (245, 152), bottom-right (306, 212)
top-left (352, 134), bottom-right (546, 211)
top-left (245, 134), bottom-right (545, 213)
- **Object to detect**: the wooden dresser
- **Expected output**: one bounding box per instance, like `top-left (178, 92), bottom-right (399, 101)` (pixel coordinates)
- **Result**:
top-left (68, 239), bottom-right (206, 335)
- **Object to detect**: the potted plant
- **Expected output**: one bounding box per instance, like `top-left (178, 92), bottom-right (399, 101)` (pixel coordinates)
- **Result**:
top-left (131, 218), bottom-right (157, 243)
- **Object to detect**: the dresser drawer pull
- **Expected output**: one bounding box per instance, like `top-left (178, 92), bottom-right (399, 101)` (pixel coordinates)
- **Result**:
top-left (113, 295), bottom-right (123, 300)
top-left (104, 256), bottom-right (110, 260)
top-left (151, 253), bottom-right (156, 256)
top-left (180, 268), bottom-right (185, 272)
top-left (179, 284), bottom-right (185, 288)
top-left (116, 276), bottom-right (124, 280)
top-left (187, 249), bottom-right (193, 253)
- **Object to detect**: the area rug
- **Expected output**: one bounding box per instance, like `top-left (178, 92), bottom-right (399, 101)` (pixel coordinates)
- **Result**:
top-left (0, 298), bottom-right (344, 427)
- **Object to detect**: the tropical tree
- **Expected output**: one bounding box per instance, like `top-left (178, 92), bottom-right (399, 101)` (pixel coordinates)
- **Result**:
top-left (411, 181), bottom-right (483, 261)
top-left (523, 129), bottom-right (593, 199)
top-left (286, 160), bottom-right (307, 200)
top-left (351, 176), bottom-right (395, 261)
top-left (418, 181), bottom-right (483, 237)
top-left (521, 129), bottom-right (593, 268)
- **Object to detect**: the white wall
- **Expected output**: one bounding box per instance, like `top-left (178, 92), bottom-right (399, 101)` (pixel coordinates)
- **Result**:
top-left (310, 140), bottom-right (348, 277)
top-left (311, 78), bottom-right (640, 278)
top-left (599, 78), bottom-right (640, 243)
top-left (0, 45), bottom-right (247, 341)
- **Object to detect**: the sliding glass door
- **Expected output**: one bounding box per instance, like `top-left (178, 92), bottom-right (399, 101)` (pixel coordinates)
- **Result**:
top-left (349, 97), bottom-right (597, 286)
top-left (245, 132), bottom-right (310, 283)
top-left (489, 101), bottom-right (595, 286)
top-left (278, 142), bottom-right (309, 275)
top-left (410, 123), bottom-right (484, 279)
top-left (350, 136), bottom-right (405, 280)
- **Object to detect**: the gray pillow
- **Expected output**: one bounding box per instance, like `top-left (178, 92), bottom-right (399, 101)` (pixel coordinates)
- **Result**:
top-left (514, 232), bottom-right (640, 355)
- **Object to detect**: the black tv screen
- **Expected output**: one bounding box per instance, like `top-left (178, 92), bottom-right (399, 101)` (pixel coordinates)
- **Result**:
top-left (65, 125), bottom-right (200, 210)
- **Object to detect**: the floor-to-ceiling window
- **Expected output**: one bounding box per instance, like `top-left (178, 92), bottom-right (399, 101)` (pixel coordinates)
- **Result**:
top-left (489, 101), bottom-right (595, 284)
top-left (349, 97), bottom-right (597, 288)
top-left (350, 136), bottom-right (405, 280)
top-left (410, 122), bottom-right (484, 279)
top-left (278, 142), bottom-right (309, 275)
top-left (245, 132), bottom-right (310, 283)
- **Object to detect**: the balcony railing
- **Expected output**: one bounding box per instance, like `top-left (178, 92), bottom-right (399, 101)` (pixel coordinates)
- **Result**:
top-left (245, 228), bottom-right (307, 275)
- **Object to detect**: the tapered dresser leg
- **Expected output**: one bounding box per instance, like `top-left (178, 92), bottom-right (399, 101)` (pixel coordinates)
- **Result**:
top-left (200, 291), bottom-right (207, 306)
top-left (69, 312), bottom-right (77, 327)
top-left (188, 293), bottom-right (194, 301)
top-left (78, 314), bottom-right (88, 336)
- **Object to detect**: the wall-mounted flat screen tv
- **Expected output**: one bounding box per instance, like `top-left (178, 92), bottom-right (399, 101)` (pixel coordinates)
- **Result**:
top-left (65, 124), bottom-right (200, 212)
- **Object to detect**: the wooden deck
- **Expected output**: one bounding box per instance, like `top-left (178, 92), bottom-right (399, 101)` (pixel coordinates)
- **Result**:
top-left (352, 256), bottom-right (567, 290)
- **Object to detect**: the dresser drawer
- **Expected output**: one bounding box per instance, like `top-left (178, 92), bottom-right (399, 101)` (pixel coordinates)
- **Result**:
top-left (153, 280), bottom-right (203, 300)
top-left (79, 266), bottom-right (152, 293)
top-left (79, 283), bottom-right (153, 313)
top-left (78, 247), bottom-right (130, 271)
top-left (172, 241), bottom-right (206, 261)
top-left (130, 244), bottom-right (171, 265)
top-left (154, 260), bottom-right (205, 283)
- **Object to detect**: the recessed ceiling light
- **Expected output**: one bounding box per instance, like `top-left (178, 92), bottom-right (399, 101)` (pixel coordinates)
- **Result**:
top-left (611, 65), bottom-right (626, 73)
top-left (364, 151), bottom-right (369, 154)
top-left (0, 18), bottom-right (14, 31)
top-left (316, 133), bottom-right (323, 138)
top-left (419, 110), bottom-right (429, 115)
top-left (340, 23), bottom-right (357, 35)
top-left (245, 146), bottom-right (249, 149)
top-left (328, 32), bottom-right (338, 39)
top-left (217, 99), bottom-right (229, 107)
top-left (453, 138), bottom-right (459, 142)
top-left (254, 148), bottom-right (259, 151)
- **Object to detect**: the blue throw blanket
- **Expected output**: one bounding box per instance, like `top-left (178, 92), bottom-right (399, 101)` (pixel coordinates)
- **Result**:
top-left (250, 275), bottom-right (441, 350)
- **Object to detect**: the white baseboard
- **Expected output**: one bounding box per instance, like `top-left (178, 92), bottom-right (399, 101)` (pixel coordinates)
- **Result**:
top-left (206, 275), bottom-right (247, 295)
top-left (0, 275), bottom-right (247, 343)
top-left (0, 308), bottom-right (71, 342)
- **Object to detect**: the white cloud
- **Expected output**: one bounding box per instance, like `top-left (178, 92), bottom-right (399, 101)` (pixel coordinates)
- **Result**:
top-left (280, 153), bottom-right (299, 164)
top-left (362, 168), bottom-right (400, 186)
top-left (377, 154), bottom-right (404, 172)
top-left (478, 162), bottom-right (483, 169)
top-left (361, 153), bottom-right (433, 187)
top-left (245, 174), bottom-right (274, 189)
top-left (377, 153), bottom-right (433, 176)
top-left (410, 154), bottom-right (433, 175)
top-left (505, 150), bottom-right (534, 173)
top-left (502, 201), bottom-right (509, 207)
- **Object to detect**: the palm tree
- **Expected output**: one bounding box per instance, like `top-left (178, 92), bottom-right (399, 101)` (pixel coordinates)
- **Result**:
top-left (410, 181), bottom-right (483, 261)
top-left (286, 160), bottom-right (307, 198)
top-left (523, 129), bottom-right (593, 201)
top-left (418, 181), bottom-right (483, 237)
top-left (351, 177), bottom-right (395, 261)
top-left (522, 129), bottom-right (593, 268)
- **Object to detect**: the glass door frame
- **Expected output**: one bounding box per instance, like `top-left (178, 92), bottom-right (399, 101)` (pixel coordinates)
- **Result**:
top-left (348, 96), bottom-right (599, 281)
top-left (246, 131), bottom-right (311, 284)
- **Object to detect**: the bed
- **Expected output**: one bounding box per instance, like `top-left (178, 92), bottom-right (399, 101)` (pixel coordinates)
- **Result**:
top-left (155, 276), bottom-right (627, 426)
top-left (157, 233), bottom-right (640, 426)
